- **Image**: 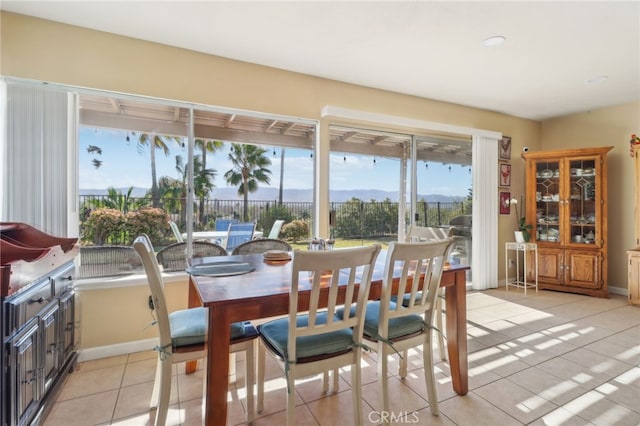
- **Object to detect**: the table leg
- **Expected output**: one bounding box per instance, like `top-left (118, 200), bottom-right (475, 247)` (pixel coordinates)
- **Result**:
top-left (445, 269), bottom-right (468, 395)
top-left (186, 278), bottom-right (201, 375)
top-left (204, 305), bottom-right (232, 426)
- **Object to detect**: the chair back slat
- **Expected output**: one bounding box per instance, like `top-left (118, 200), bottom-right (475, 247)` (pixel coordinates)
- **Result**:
top-left (380, 240), bottom-right (451, 331)
top-left (287, 245), bottom-right (381, 358)
top-left (133, 234), bottom-right (172, 349)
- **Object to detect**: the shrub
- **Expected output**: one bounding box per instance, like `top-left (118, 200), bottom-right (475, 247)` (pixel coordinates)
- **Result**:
top-left (82, 208), bottom-right (126, 245)
top-left (281, 219), bottom-right (310, 242)
top-left (125, 207), bottom-right (170, 244)
top-left (257, 204), bottom-right (293, 235)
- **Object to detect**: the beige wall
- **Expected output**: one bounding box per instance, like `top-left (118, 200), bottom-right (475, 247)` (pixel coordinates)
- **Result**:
top-left (541, 102), bottom-right (640, 289)
top-left (2, 12), bottom-right (636, 349)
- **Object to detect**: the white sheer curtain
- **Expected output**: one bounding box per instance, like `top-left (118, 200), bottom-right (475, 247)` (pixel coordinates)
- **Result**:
top-left (471, 134), bottom-right (499, 290)
top-left (2, 82), bottom-right (78, 237)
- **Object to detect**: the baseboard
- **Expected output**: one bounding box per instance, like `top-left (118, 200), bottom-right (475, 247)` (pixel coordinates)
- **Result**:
top-left (608, 286), bottom-right (628, 297)
top-left (77, 338), bottom-right (158, 362)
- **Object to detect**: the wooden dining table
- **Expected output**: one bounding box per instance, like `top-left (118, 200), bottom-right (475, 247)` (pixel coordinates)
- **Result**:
top-left (188, 250), bottom-right (470, 426)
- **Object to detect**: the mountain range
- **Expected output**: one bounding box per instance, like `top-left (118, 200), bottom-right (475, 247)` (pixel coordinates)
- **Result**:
top-left (79, 187), bottom-right (466, 203)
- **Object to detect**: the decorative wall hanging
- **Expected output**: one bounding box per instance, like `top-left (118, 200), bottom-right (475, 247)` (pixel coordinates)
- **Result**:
top-left (500, 162), bottom-right (511, 187)
top-left (500, 136), bottom-right (512, 160)
top-left (499, 191), bottom-right (511, 214)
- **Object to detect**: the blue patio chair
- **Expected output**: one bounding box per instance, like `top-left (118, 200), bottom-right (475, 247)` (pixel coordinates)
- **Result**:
top-left (215, 218), bottom-right (239, 232)
top-left (225, 222), bottom-right (255, 253)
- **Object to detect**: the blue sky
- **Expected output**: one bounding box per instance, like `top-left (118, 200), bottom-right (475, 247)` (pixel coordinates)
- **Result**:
top-left (79, 128), bottom-right (471, 196)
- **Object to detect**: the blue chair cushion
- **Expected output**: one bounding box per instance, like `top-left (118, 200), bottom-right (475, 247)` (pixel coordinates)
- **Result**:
top-left (169, 307), bottom-right (246, 348)
top-left (337, 301), bottom-right (424, 341)
top-left (391, 291), bottom-right (423, 306)
top-left (258, 312), bottom-right (354, 360)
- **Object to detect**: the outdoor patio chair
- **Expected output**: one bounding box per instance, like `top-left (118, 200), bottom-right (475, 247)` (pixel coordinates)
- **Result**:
top-left (231, 238), bottom-right (291, 255)
top-left (341, 240), bottom-right (451, 423)
top-left (168, 221), bottom-right (183, 243)
top-left (225, 222), bottom-right (255, 253)
top-left (257, 244), bottom-right (381, 426)
top-left (134, 234), bottom-right (258, 426)
top-left (266, 219), bottom-right (285, 239)
top-left (214, 218), bottom-right (239, 232)
top-left (156, 241), bottom-right (227, 272)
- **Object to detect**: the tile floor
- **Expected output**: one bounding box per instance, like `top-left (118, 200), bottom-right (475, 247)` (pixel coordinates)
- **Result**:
top-left (44, 288), bottom-right (639, 425)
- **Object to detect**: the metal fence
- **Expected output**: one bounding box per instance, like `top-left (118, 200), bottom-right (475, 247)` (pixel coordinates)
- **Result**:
top-left (79, 195), bottom-right (470, 241)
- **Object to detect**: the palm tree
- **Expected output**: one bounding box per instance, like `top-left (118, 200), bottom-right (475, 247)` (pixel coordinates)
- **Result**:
top-left (174, 154), bottom-right (216, 226)
top-left (134, 133), bottom-right (182, 207)
top-left (87, 186), bottom-right (148, 213)
top-left (194, 138), bottom-right (224, 225)
top-left (224, 143), bottom-right (272, 222)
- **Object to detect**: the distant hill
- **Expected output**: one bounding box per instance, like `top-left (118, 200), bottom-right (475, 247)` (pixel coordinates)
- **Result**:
top-left (80, 186), bottom-right (465, 203)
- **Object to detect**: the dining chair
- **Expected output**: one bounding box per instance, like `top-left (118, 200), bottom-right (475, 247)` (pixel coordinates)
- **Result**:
top-left (231, 238), bottom-right (291, 255)
top-left (256, 244), bottom-right (381, 426)
top-left (225, 222), bottom-right (255, 253)
top-left (267, 219), bottom-right (285, 239)
top-left (345, 239), bottom-right (451, 422)
top-left (156, 241), bottom-right (227, 272)
top-left (405, 225), bottom-right (453, 361)
top-left (168, 220), bottom-right (184, 243)
top-left (133, 234), bottom-right (258, 425)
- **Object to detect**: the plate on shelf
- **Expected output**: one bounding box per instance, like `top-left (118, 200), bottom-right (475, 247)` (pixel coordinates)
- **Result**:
top-left (539, 169), bottom-right (553, 178)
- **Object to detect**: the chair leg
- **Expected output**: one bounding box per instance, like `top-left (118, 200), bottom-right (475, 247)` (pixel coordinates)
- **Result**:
top-left (322, 371), bottom-right (329, 393)
top-left (377, 342), bottom-right (390, 425)
top-left (286, 372), bottom-right (296, 426)
top-left (352, 354), bottom-right (363, 425)
top-left (399, 350), bottom-right (408, 379)
top-left (245, 341), bottom-right (255, 423)
top-left (436, 294), bottom-right (447, 361)
top-left (423, 330), bottom-right (439, 416)
top-left (154, 358), bottom-right (172, 426)
top-left (257, 340), bottom-right (265, 413)
top-left (332, 368), bottom-right (339, 392)
top-left (150, 355), bottom-right (162, 409)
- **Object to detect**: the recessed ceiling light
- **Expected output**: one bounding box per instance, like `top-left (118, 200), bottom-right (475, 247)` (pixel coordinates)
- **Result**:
top-left (482, 36), bottom-right (505, 47)
top-left (586, 75), bottom-right (608, 84)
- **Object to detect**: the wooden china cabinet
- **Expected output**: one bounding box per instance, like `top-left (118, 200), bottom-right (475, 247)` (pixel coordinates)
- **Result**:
top-left (628, 144), bottom-right (640, 305)
top-left (522, 146), bottom-right (612, 298)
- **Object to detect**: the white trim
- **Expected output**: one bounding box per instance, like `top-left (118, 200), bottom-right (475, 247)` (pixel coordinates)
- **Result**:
top-left (74, 271), bottom-right (187, 290)
top-left (321, 105), bottom-right (501, 139)
top-left (608, 286), bottom-right (628, 297)
top-left (77, 338), bottom-right (158, 362)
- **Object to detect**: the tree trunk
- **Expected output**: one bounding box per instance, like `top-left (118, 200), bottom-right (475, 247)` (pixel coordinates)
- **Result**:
top-left (150, 143), bottom-right (159, 207)
top-left (278, 149), bottom-right (285, 205)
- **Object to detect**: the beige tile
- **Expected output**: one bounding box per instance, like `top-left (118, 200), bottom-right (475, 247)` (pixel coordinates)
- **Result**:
top-left (438, 392), bottom-right (521, 426)
top-left (113, 380), bottom-right (160, 420)
top-left (43, 389), bottom-right (118, 426)
top-left (536, 356), bottom-right (610, 390)
top-left (561, 348), bottom-right (636, 379)
top-left (252, 403), bottom-right (319, 425)
top-left (57, 364), bottom-right (125, 400)
top-left (306, 387), bottom-right (377, 426)
top-left (507, 366), bottom-right (590, 405)
top-left (75, 354), bottom-right (128, 372)
top-left (474, 378), bottom-right (559, 424)
top-left (122, 358), bottom-right (157, 387)
top-left (593, 380), bottom-right (640, 414)
top-left (527, 406), bottom-right (595, 426)
top-left (361, 375), bottom-right (427, 414)
top-left (127, 350), bottom-right (157, 363)
top-left (559, 390), bottom-right (640, 426)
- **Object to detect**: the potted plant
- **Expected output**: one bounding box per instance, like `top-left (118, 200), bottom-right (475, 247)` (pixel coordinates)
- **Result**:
top-left (507, 197), bottom-right (532, 242)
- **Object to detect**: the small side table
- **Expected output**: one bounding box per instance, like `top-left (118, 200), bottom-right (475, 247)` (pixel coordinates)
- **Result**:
top-left (505, 242), bottom-right (538, 294)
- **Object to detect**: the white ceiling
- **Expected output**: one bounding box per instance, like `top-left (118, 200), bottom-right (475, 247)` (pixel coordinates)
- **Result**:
top-left (3, 1), bottom-right (639, 121)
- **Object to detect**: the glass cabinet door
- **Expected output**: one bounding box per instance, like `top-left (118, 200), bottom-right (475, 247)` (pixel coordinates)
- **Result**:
top-left (568, 158), bottom-right (598, 246)
top-left (534, 160), bottom-right (561, 244)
